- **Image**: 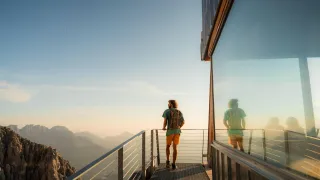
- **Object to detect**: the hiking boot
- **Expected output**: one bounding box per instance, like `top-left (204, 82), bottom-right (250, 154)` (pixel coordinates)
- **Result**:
top-left (166, 160), bottom-right (170, 168)
top-left (172, 163), bottom-right (177, 170)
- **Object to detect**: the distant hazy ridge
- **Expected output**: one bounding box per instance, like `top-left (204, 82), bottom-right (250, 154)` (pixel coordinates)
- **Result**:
top-left (7, 125), bottom-right (133, 169)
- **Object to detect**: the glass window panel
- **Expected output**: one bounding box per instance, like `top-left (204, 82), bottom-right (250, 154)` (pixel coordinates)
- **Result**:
top-left (308, 58), bottom-right (320, 137)
top-left (211, 0), bottom-right (320, 177)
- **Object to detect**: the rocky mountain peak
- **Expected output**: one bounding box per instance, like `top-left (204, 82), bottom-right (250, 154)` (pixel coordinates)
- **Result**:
top-left (0, 126), bottom-right (75, 180)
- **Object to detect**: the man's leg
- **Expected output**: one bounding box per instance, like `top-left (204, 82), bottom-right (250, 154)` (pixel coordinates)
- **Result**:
top-left (229, 135), bottom-right (238, 149)
top-left (166, 145), bottom-right (171, 161)
top-left (172, 134), bottom-right (180, 170)
top-left (238, 136), bottom-right (244, 152)
top-left (173, 144), bottom-right (178, 164)
top-left (166, 135), bottom-right (173, 168)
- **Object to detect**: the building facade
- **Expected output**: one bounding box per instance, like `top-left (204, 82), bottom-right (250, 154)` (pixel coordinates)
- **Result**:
top-left (202, 0), bottom-right (320, 179)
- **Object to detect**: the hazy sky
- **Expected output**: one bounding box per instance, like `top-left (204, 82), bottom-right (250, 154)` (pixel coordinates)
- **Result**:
top-left (0, 1), bottom-right (210, 136)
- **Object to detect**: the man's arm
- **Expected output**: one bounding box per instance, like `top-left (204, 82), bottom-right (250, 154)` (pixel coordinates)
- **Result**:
top-left (179, 121), bottom-right (185, 129)
top-left (179, 112), bottom-right (185, 129)
top-left (223, 111), bottom-right (229, 129)
top-left (162, 118), bottom-right (167, 130)
top-left (242, 118), bottom-right (246, 129)
top-left (223, 120), bottom-right (229, 129)
top-left (241, 109), bottom-right (246, 129)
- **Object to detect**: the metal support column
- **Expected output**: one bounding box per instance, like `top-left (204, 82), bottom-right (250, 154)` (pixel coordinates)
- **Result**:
top-left (299, 57), bottom-right (316, 136)
top-left (208, 59), bottom-right (215, 167)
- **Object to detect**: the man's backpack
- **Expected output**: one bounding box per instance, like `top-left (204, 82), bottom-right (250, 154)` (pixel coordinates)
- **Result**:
top-left (169, 109), bottom-right (181, 129)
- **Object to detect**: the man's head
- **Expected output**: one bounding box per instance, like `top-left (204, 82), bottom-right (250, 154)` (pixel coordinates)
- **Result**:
top-left (286, 117), bottom-right (299, 127)
top-left (228, 99), bottom-right (238, 108)
top-left (269, 117), bottom-right (280, 124)
top-left (168, 100), bottom-right (178, 108)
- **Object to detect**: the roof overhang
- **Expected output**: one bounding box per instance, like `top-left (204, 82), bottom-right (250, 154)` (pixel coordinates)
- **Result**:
top-left (200, 0), bottom-right (234, 61)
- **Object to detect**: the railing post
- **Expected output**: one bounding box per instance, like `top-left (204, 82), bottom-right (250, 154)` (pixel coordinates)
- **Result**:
top-left (118, 148), bottom-right (123, 180)
top-left (212, 146), bottom-right (217, 180)
top-left (142, 132), bottom-right (146, 180)
top-left (202, 129), bottom-right (205, 164)
top-left (227, 157), bottom-right (232, 180)
top-left (248, 130), bottom-right (253, 155)
top-left (156, 130), bottom-right (160, 165)
top-left (221, 153), bottom-right (225, 180)
top-left (248, 130), bottom-right (253, 180)
top-left (216, 150), bottom-right (220, 179)
top-left (284, 130), bottom-right (290, 168)
top-left (236, 163), bottom-right (241, 180)
top-left (150, 130), bottom-right (154, 173)
top-left (262, 130), bottom-right (267, 161)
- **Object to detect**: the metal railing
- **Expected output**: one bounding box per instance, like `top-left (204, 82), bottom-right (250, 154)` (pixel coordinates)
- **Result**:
top-left (67, 130), bottom-right (156, 180)
top-left (156, 129), bottom-right (208, 164)
top-left (215, 129), bottom-right (320, 179)
top-left (67, 129), bottom-right (208, 180)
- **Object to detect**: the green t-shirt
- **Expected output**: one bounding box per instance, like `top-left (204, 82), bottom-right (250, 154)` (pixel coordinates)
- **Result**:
top-left (162, 108), bottom-right (184, 136)
top-left (224, 108), bottom-right (246, 136)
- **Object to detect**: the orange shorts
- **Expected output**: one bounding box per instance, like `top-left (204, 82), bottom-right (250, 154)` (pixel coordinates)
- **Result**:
top-left (228, 135), bottom-right (243, 146)
top-left (166, 134), bottom-right (180, 145)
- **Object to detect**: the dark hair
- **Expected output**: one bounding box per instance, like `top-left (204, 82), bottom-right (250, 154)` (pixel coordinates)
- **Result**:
top-left (169, 100), bottom-right (178, 108)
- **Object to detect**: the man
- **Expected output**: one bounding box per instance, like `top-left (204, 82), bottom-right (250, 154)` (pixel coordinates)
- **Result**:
top-left (265, 117), bottom-right (284, 130)
top-left (162, 100), bottom-right (185, 170)
top-left (223, 99), bottom-right (246, 152)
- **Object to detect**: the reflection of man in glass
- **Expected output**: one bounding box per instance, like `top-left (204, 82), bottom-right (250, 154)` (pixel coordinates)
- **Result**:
top-left (286, 117), bottom-right (304, 134)
top-left (223, 99), bottom-right (246, 152)
top-left (265, 117), bottom-right (284, 130)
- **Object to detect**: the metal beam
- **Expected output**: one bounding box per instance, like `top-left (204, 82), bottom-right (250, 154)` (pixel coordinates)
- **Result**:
top-left (207, 60), bottom-right (215, 167)
top-left (299, 57), bottom-right (316, 136)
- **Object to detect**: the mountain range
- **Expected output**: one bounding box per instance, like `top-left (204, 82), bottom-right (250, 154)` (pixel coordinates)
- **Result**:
top-left (0, 126), bottom-right (75, 179)
top-left (75, 131), bottom-right (134, 149)
top-left (6, 125), bottom-right (133, 170)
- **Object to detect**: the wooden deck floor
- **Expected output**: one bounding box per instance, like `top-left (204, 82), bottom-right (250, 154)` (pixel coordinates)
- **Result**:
top-left (150, 163), bottom-right (210, 180)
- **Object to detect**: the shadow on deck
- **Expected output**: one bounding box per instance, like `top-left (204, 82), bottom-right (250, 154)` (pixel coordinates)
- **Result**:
top-left (150, 163), bottom-right (210, 180)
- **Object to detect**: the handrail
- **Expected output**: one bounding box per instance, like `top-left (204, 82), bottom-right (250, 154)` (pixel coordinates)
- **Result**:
top-left (217, 128), bottom-right (320, 135)
top-left (67, 130), bottom-right (145, 180)
top-left (215, 128), bottom-right (320, 179)
top-left (211, 141), bottom-right (308, 180)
